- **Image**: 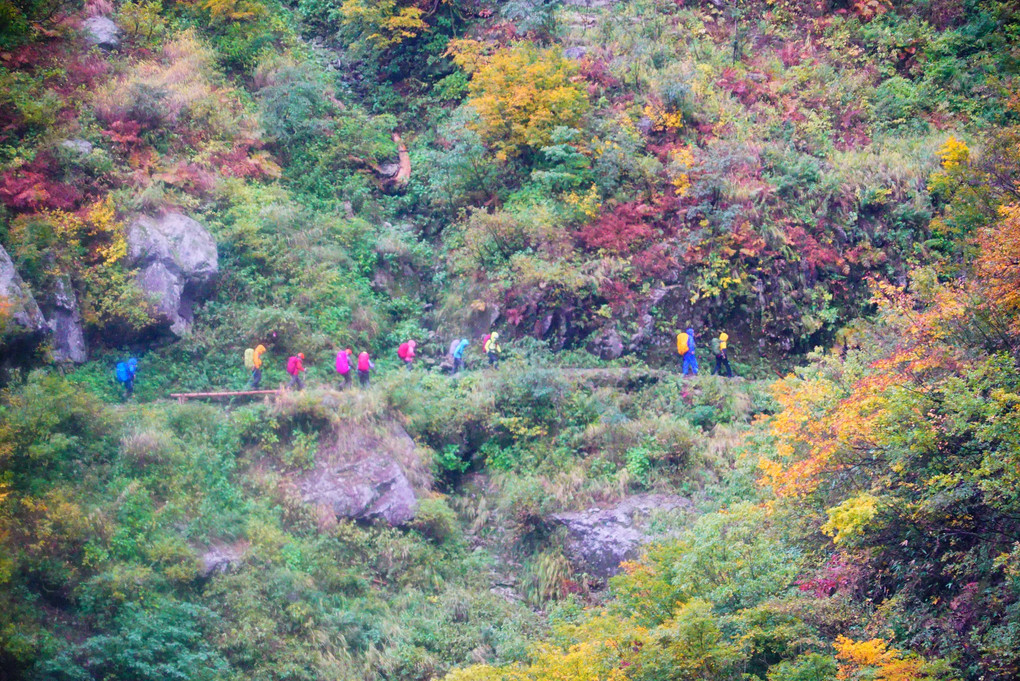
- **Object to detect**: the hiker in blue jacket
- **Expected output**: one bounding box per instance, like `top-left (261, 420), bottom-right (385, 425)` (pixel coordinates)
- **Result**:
top-left (115, 357), bottom-right (139, 400)
top-left (681, 327), bottom-right (699, 376)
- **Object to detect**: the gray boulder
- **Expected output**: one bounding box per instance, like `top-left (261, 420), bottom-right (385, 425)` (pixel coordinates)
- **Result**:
top-left (60, 139), bottom-right (94, 156)
top-left (127, 213), bottom-right (218, 336)
top-left (564, 46), bottom-right (588, 60)
top-left (46, 275), bottom-right (87, 364)
top-left (589, 327), bottom-right (624, 360)
top-left (44, 276), bottom-right (87, 363)
top-left (299, 419), bottom-right (429, 526)
top-left (0, 245), bottom-right (47, 337)
top-left (82, 16), bottom-right (121, 50)
top-left (551, 494), bottom-right (691, 578)
top-left (198, 542), bottom-right (247, 578)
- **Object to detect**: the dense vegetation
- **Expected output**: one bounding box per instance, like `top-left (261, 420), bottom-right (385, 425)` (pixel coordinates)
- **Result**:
top-left (1, 0), bottom-right (1019, 679)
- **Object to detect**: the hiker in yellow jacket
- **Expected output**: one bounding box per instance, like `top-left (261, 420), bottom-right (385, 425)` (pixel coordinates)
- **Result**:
top-left (712, 332), bottom-right (733, 377)
top-left (245, 344), bottom-right (267, 388)
top-left (484, 332), bottom-right (502, 368)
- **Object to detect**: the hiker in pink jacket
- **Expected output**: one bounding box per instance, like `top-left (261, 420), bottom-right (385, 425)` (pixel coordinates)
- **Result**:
top-left (286, 353), bottom-right (306, 390)
top-left (397, 340), bottom-right (417, 371)
top-left (357, 351), bottom-right (374, 387)
top-left (336, 348), bottom-right (353, 389)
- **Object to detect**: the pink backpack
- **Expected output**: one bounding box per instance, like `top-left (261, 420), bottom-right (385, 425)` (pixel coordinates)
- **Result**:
top-left (336, 351), bottom-right (350, 374)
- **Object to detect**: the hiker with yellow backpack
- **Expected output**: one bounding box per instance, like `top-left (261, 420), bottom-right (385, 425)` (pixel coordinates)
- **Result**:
top-left (711, 332), bottom-right (733, 377)
top-left (244, 344), bottom-right (267, 388)
top-left (676, 327), bottom-right (698, 376)
top-left (483, 332), bottom-right (501, 368)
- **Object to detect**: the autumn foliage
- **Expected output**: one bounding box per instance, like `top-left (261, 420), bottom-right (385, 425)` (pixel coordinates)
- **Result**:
top-left (450, 40), bottom-right (589, 160)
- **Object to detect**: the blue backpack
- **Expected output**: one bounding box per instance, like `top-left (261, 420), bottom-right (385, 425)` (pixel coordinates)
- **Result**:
top-left (115, 362), bottom-right (130, 383)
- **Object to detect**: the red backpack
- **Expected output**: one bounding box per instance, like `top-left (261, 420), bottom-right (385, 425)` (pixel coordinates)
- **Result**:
top-left (397, 342), bottom-right (409, 360)
top-left (286, 355), bottom-right (299, 375)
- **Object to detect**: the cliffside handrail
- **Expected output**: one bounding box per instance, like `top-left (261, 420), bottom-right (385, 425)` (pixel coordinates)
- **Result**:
top-left (169, 389), bottom-right (281, 404)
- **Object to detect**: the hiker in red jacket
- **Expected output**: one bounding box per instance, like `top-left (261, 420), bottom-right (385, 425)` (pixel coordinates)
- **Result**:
top-left (287, 353), bottom-right (305, 390)
top-left (357, 351), bottom-right (374, 387)
top-left (397, 340), bottom-right (417, 371)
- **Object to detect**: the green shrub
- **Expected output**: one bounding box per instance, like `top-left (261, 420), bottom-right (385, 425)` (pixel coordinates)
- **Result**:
top-left (766, 653), bottom-right (838, 681)
top-left (409, 496), bottom-right (462, 546)
top-left (45, 600), bottom-right (229, 681)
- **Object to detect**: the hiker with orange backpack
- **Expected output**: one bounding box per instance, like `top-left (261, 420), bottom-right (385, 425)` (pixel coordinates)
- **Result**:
top-left (336, 348), bottom-right (354, 389)
top-left (677, 327), bottom-right (698, 376)
top-left (397, 340), bottom-right (417, 371)
top-left (357, 351), bottom-right (374, 387)
top-left (245, 344), bottom-right (267, 388)
top-left (286, 353), bottom-right (306, 390)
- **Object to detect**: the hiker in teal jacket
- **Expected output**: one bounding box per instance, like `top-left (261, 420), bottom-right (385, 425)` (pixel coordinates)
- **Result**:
top-left (452, 339), bottom-right (469, 374)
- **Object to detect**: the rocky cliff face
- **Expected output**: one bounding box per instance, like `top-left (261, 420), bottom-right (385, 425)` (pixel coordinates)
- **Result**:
top-left (300, 418), bottom-right (432, 526)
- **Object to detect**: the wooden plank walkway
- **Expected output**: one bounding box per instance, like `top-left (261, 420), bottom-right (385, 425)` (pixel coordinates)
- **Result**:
top-left (169, 390), bottom-right (281, 404)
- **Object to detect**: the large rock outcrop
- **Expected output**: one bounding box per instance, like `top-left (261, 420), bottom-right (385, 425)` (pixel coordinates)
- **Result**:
top-left (82, 16), bottom-right (121, 49)
top-left (0, 245), bottom-right (47, 338)
top-left (299, 419), bottom-right (430, 526)
top-left (552, 494), bottom-right (692, 578)
top-left (127, 213), bottom-right (218, 336)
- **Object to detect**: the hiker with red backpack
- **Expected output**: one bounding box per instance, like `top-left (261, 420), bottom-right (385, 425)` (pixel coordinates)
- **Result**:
top-left (336, 348), bottom-right (354, 389)
top-left (397, 340), bottom-right (417, 371)
top-left (357, 351), bottom-right (374, 387)
top-left (286, 353), bottom-right (306, 390)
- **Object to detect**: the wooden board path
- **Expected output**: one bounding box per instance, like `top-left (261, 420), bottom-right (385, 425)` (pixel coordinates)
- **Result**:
top-left (169, 390), bottom-right (281, 404)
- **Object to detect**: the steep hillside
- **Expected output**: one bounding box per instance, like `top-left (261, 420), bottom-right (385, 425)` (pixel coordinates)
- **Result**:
top-left (0, 0), bottom-right (1019, 680)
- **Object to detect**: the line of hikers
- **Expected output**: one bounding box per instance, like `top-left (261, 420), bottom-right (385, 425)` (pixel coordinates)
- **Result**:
top-left (240, 331), bottom-right (504, 392)
top-left (676, 328), bottom-right (734, 377)
top-left (114, 327), bottom-right (731, 400)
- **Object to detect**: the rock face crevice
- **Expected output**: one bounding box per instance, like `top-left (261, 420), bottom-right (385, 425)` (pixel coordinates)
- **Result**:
top-left (551, 494), bottom-right (692, 578)
top-left (299, 419), bottom-right (431, 526)
top-left (127, 213), bottom-right (218, 336)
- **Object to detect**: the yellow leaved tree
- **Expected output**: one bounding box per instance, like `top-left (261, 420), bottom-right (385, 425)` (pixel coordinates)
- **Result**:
top-left (337, 0), bottom-right (428, 51)
top-left (834, 636), bottom-right (929, 680)
top-left (449, 40), bottom-right (589, 161)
